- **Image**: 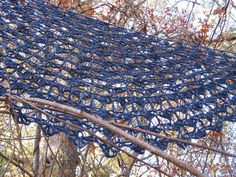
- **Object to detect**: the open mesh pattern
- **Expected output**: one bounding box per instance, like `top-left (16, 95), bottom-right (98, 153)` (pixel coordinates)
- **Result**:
top-left (0, 0), bottom-right (235, 156)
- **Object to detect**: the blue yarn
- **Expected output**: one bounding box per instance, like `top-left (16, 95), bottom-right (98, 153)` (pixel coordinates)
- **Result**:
top-left (0, 0), bottom-right (235, 157)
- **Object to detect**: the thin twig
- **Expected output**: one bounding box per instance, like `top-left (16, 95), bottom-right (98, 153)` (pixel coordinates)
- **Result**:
top-left (0, 151), bottom-right (33, 177)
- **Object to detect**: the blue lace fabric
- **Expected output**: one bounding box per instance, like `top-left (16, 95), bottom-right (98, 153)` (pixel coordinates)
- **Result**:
top-left (0, 0), bottom-right (235, 157)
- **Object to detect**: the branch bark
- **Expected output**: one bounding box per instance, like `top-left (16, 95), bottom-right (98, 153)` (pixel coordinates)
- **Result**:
top-left (33, 124), bottom-right (41, 177)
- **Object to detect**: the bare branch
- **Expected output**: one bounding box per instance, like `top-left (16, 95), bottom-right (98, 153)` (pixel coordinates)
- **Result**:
top-left (0, 151), bottom-right (33, 177)
top-left (2, 95), bottom-right (207, 177)
top-left (112, 123), bottom-right (236, 158)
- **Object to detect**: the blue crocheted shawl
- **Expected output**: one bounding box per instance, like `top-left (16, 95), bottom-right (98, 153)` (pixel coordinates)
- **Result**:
top-left (0, 0), bottom-right (235, 156)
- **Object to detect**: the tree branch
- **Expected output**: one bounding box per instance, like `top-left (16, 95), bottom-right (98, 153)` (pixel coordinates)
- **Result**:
top-left (2, 95), bottom-right (207, 177)
top-left (111, 123), bottom-right (236, 158)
